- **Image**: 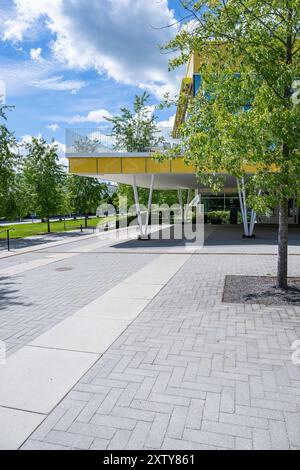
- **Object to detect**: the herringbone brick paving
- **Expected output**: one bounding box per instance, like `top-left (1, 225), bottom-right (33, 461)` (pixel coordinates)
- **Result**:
top-left (22, 254), bottom-right (300, 450)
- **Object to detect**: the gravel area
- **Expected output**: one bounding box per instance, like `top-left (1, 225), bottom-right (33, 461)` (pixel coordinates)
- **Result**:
top-left (223, 275), bottom-right (300, 305)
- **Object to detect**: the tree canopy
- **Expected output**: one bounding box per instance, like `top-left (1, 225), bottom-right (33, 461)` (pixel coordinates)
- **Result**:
top-left (23, 138), bottom-right (65, 232)
top-left (0, 105), bottom-right (20, 219)
top-left (106, 92), bottom-right (163, 152)
top-left (0, 106), bottom-right (110, 229)
top-left (67, 175), bottom-right (109, 227)
top-left (162, 0), bottom-right (300, 288)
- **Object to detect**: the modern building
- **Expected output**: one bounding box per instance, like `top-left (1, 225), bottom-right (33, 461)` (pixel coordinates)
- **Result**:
top-left (66, 53), bottom-right (300, 238)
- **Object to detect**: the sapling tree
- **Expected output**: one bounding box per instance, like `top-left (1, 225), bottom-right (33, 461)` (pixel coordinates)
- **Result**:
top-left (106, 93), bottom-right (166, 210)
top-left (106, 92), bottom-right (163, 152)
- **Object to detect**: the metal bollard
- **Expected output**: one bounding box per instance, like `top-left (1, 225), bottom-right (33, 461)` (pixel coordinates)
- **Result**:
top-left (7, 230), bottom-right (10, 251)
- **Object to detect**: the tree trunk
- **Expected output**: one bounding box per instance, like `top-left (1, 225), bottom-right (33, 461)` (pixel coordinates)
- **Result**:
top-left (47, 217), bottom-right (51, 233)
top-left (85, 215), bottom-right (88, 228)
top-left (277, 199), bottom-right (289, 289)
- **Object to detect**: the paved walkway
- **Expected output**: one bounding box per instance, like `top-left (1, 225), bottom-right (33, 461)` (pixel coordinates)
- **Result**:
top-left (20, 252), bottom-right (300, 450)
top-left (0, 225), bottom-right (300, 450)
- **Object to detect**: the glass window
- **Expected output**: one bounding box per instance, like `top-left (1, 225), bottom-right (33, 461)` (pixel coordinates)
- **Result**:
top-left (193, 74), bottom-right (202, 96)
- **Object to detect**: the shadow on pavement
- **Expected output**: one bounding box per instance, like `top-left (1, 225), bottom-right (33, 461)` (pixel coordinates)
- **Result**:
top-left (204, 224), bottom-right (300, 246)
top-left (0, 230), bottom-right (91, 252)
top-left (0, 276), bottom-right (33, 310)
top-left (112, 225), bottom-right (194, 249)
top-left (111, 224), bottom-right (300, 250)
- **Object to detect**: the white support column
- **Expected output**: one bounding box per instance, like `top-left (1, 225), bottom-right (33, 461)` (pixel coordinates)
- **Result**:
top-left (188, 193), bottom-right (201, 208)
top-left (144, 174), bottom-right (155, 238)
top-left (132, 175), bottom-right (144, 237)
top-left (184, 189), bottom-right (192, 222)
top-left (237, 178), bottom-right (260, 237)
top-left (249, 189), bottom-right (261, 236)
top-left (237, 178), bottom-right (249, 236)
top-left (178, 189), bottom-right (184, 222)
top-left (132, 174), bottom-right (154, 240)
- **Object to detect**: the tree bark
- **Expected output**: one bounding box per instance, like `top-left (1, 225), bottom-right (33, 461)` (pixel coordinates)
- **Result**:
top-left (277, 199), bottom-right (289, 289)
top-left (276, 7), bottom-right (293, 291)
top-left (47, 214), bottom-right (51, 233)
top-left (85, 215), bottom-right (88, 228)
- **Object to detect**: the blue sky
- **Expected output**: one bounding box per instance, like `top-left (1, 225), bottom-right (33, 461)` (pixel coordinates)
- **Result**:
top-left (0, 0), bottom-right (188, 158)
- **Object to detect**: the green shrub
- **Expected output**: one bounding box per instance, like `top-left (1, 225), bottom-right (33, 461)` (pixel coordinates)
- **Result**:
top-left (207, 210), bottom-right (230, 223)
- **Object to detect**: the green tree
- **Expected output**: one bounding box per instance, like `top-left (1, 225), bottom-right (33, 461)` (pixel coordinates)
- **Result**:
top-left (107, 93), bottom-right (180, 211)
top-left (6, 172), bottom-right (31, 221)
top-left (67, 175), bottom-right (108, 227)
top-left (23, 138), bottom-right (65, 233)
top-left (74, 136), bottom-right (100, 153)
top-left (163, 0), bottom-right (300, 289)
top-left (58, 179), bottom-right (74, 222)
top-left (0, 105), bottom-right (19, 219)
top-left (106, 92), bottom-right (163, 152)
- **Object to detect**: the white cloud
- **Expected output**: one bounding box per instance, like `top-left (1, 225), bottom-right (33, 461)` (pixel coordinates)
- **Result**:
top-left (3, 0), bottom-right (182, 99)
top-left (144, 105), bottom-right (156, 116)
top-left (70, 108), bottom-right (112, 124)
top-left (54, 140), bottom-right (67, 166)
top-left (18, 133), bottom-right (41, 155)
top-left (0, 58), bottom-right (86, 97)
top-left (3, 1), bottom-right (61, 42)
top-left (20, 134), bottom-right (64, 153)
top-left (31, 75), bottom-right (87, 93)
top-left (20, 134), bottom-right (40, 144)
top-left (46, 123), bottom-right (59, 131)
top-left (0, 59), bottom-right (48, 96)
top-left (0, 79), bottom-right (6, 104)
top-left (30, 47), bottom-right (44, 63)
top-left (19, 134), bottom-right (67, 165)
top-left (158, 114), bottom-right (175, 128)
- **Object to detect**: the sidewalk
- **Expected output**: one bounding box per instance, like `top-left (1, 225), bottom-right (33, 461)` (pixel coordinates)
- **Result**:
top-left (20, 251), bottom-right (300, 450)
top-left (0, 241), bottom-right (188, 449)
top-left (0, 227), bottom-right (300, 450)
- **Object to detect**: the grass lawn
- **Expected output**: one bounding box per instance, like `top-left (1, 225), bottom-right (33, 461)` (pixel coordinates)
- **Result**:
top-left (0, 217), bottom-right (114, 239)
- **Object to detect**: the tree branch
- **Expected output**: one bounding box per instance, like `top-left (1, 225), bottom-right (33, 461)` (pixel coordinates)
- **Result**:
top-left (236, 0), bottom-right (288, 46)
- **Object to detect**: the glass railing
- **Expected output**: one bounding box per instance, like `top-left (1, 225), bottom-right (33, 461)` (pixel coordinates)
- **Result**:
top-left (65, 127), bottom-right (181, 155)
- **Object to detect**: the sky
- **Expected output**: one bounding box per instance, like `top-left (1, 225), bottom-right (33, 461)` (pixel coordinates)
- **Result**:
top-left (0, 0), bottom-right (188, 160)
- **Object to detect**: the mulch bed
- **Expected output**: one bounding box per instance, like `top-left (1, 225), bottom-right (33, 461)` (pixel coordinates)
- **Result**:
top-left (223, 275), bottom-right (300, 305)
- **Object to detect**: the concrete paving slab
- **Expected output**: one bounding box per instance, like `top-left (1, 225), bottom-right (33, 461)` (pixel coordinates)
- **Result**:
top-left (0, 346), bottom-right (98, 414)
top-left (104, 282), bottom-right (163, 300)
top-left (124, 254), bottom-right (190, 284)
top-left (0, 406), bottom-right (45, 450)
top-left (74, 296), bottom-right (149, 321)
top-left (30, 316), bottom-right (129, 354)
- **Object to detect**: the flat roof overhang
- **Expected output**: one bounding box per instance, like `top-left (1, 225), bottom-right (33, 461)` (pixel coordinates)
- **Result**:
top-left (87, 173), bottom-right (239, 192)
top-left (66, 153), bottom-right (253, 191)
